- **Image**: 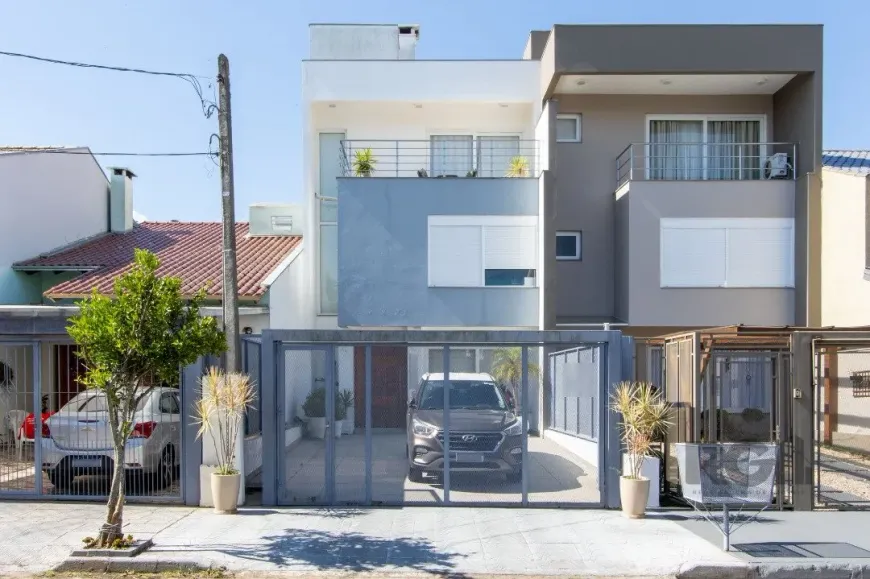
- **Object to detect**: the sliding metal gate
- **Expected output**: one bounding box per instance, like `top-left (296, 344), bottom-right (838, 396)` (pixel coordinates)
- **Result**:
top-left (258, 330), bottom-right (631, 508)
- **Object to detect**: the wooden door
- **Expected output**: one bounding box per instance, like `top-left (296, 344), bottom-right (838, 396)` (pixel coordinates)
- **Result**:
top-left (354, 346), bottom-right (408, 428)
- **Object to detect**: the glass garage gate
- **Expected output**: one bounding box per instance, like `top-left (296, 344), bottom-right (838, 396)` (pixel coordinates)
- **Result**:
top-left (255, 330), bottom-right (631, 509)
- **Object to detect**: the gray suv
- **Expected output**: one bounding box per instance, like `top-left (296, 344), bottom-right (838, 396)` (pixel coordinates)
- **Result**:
top-left (406, 372), bottom-right (523, 483)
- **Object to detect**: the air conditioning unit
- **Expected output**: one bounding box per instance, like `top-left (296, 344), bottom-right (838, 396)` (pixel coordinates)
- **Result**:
top-left (764, 153), bottom-right (791, 179)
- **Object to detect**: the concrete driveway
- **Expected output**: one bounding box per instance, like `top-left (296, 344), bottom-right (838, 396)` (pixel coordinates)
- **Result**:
top-left (282, 431), bottom-right (599, 506)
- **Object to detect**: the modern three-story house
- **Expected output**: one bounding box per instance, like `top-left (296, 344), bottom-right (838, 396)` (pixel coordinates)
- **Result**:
top-left (302, 23), bottom-right (823, 339)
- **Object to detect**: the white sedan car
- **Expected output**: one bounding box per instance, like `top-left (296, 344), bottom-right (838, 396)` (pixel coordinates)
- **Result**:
top-left (41, 387), bottom-right (181, 492)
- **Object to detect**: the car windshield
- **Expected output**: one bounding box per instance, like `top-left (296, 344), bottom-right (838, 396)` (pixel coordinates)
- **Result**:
top-left (63, 391), bottom-right (151, 413)
top-left (417, 380), bottom-right (507, 411)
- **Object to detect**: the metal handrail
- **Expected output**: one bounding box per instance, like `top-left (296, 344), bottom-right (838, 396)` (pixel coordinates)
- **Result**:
top-left (615, 142), bottom-right (798, 188)
top-left (339, 138), bottom-right (541, 178)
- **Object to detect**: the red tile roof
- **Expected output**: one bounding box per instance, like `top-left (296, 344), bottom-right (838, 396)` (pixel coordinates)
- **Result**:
top-left (14, 222), bottom-right (302, 301)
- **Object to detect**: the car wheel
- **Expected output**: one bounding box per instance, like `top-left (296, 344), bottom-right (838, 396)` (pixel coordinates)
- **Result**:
top-left (408, 466), bottom-right (424, 483)
top-left (47, 466), bottom-right (73, 493)
top-left (506, 470), bottom-right (522, 484)
top-left (157, 446), bottom-right (176, 489)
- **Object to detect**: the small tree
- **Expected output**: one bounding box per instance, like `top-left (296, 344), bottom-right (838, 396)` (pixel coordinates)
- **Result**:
top-left (490, 347), bottom-right (541, 408)
top-left (68, 249), bottom-right (225, 547)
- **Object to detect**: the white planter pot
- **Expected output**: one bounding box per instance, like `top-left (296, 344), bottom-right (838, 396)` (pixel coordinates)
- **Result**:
top-left (622, 454), bottom-right (660, 508)
top-left (620, 476), bottom-right (650, 519)
top-left (210, 473), bottom-right (241, 514)
top-left (334, 420), bottom-right (343, 438)
top-left (307, 417), bottom-right (326, 439)
top-left (523, 277), bottom-right (535, 287)
top-left (343, 411), bottom-right (355, 435)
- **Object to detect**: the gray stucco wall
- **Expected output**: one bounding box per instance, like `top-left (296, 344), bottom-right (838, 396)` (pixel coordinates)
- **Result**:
top-left (337, 177), bottom-right (540, 328)
top-left (621, 179), bottom-right (796, 327)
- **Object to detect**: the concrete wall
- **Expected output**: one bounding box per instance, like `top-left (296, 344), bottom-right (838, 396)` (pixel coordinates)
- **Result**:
top-left (821, 169), bottom-right (870, 325)
top-left (554, 94), bottom-right (775, 322)
top-left (267, 246), bottom-right (313, 330)
top-left (0, 150), bottom-right (109, 304)
top-left (337, 177), bottom-right (540, 328)
top-left (619, 179), bottom-right (796, 327)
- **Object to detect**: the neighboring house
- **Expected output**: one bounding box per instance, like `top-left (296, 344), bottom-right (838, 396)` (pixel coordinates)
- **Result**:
top-left (820, 150), bottom-right (870, 326)
top-left (303, 23), bottom-right (823, 339)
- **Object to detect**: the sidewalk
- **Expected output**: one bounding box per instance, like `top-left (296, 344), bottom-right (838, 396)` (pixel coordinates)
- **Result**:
top-left (0, 502), bottom-right (868, 578)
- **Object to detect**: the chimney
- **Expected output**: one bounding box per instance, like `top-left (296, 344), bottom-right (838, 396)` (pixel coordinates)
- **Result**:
top-left (108, 167), bottom-right (135, 233)
top-left (397, 25), bottom-right (419, 60)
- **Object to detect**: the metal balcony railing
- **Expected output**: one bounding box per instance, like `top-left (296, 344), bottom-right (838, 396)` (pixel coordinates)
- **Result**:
top-left (615, 142), bottom-right (798, 188)
top-left (339, 139), bottom-right (541, 178)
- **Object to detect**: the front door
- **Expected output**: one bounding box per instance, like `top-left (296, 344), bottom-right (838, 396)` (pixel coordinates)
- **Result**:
top-left (354, 346), bottom-right (408, 428)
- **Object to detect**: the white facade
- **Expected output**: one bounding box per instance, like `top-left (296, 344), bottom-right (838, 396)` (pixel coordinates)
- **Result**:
top-left (820, 167), bottom-right (870, 325)
top-left (0, 149), bottom-right (110, 304)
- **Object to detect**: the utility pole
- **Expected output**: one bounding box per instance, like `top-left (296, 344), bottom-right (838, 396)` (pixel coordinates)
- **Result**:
top-left (217, 54), bottom-right (241, 372)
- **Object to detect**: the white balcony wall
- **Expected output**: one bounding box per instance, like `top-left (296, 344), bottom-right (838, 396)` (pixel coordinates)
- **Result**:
top-left (308, 102), bottom-right (536, 180)
top-left (303, 60), bottom-right (540, 103)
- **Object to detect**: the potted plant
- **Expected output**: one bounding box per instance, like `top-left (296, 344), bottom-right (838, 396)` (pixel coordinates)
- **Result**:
top-left (465, 169), bottom-right (478, 177)
top-left (352, 148), bottom-right (376, 177)
top-left (339, 390), bottom-right (355, 435)
top-left (303, 387), bottom-right (327, 439)
top-left (193, 367), bottom-right (255, 514)
top-left (506, 155), bottom-right (530, 177)
top-left (334, 390), bottom-right (345, 439)
top-left (610, 381), bottom-right (671, 519)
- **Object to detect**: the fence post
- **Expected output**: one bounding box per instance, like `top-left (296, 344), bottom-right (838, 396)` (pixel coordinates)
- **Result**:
top-left (181, 357), bottom-right (204, 506)
top-left (261, 331), bottom-right (278, 506)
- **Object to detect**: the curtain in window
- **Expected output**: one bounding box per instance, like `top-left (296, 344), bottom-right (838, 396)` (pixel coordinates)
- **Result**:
top-left (477, 136), bottom-right (521, 177)
top-left (648, 120), bottom-right (703, 180)
top-left (707, 120), bottom-right (762, 180)
top-left (430, 135), bottom-right (473, 177)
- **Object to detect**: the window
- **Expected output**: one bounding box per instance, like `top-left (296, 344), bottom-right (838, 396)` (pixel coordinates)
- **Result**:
top-left (430, 135), bottom-right (473, 176)
top-left (428, 216), bottom-right (538, 287)
top-left (159, 394), bottom-right (180, 414)
top-left (660, 218), bottom-right (794, 288)
top-left (647, 115), bottom-right (764, 180)
top-left (556, 231), bottom-right (582, 260)
top-left (477, 136), bottom-right (521, 177)
top-left (556, 114), bottom-right (581, 142)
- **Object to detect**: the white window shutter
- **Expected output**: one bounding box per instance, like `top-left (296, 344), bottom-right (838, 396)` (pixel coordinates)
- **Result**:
top-left (483, 225), bottom-right (537, 270)
top-left (660, 226), bottom-right (727, 287)
top-left (428, 225), bottom-right (482, 286)
top-left (727, 225), bottom-right (793, 287)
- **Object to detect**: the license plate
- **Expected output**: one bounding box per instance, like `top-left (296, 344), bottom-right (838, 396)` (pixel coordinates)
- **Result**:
top-left (450, 452), bottom-right (484, 463)
top-left (72, 458), bottom-right (101, 469)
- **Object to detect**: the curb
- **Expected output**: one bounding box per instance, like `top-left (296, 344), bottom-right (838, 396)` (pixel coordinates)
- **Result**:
top-left (54, 558), bottom-right (209, 573)
top-left (679, 561), bottom-right (870, 579)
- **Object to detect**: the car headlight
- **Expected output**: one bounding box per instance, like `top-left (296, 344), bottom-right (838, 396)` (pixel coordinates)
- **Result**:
top-left (502, 419), bottom-right (523, 436)
top-left (412, 418), bottom-right (437, 437)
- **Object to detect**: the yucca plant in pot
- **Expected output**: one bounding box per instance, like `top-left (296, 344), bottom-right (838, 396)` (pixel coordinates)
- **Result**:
top-left (352, 148), bottom-right (376, 177)
top-left (193, 367), bottom-right (255, 514)
top-left (506, 155), bottom-right (530, 177)
top-left (303, 387), bottom-right (327, 439)
top-left (610, 381), bottom-right (671, 519)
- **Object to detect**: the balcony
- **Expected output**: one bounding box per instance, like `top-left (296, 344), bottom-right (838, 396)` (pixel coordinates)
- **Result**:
top-left (339, 139), bottom-right (541, 179)
top-left (614, 141), bottom-right (797, 328)
top-left (616, 142), bottom-right (797, 187)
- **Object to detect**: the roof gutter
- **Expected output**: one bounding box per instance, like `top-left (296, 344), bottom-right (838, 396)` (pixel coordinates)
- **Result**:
top-left (11, 265), bottom-right (99, 272)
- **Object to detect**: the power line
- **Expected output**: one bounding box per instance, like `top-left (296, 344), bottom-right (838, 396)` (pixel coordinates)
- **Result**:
top-left (0, 49), bottom-right (216, 119)
top-left (0, 148), bottom-right (215, 157)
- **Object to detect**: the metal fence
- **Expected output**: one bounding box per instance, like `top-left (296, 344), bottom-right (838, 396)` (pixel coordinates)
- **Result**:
top-left (0, 340), bottom-right (184, 502)
top-left (814, 342), bottom-right (870, 510)
top-left (339, 139), bottom-right (541, 178)
top-left (257, 330), bottom-right (629, 509)
top-left (615, 142), bottom-right (798, 188)
top-left (549, 345), bottom-right (601, 441)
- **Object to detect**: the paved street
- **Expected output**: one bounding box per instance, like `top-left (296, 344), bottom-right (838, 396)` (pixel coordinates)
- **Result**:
top-left (1, 502), bottom-right (869, 578)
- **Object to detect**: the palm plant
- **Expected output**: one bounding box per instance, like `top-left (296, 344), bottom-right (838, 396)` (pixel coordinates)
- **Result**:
top-left (193, 368), bottom-right (256, 476)
top-left (352, 148), bottom-right (376, 177)
top-left (506, 155), bottom-right (530, 177)
top-left (490, 347), bottom-right (541, 404)
top-left (610, 381), bottom-right (671, 480)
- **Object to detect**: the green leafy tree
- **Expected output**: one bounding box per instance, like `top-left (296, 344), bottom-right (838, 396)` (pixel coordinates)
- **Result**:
top-left (490, 347), bottom-right (541, 407)
top-left (68, 249), bottom-right (225, 547)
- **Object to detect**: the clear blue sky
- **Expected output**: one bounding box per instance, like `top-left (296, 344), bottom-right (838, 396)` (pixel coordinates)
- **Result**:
top-left (0, 0), bottom-right (864, 222)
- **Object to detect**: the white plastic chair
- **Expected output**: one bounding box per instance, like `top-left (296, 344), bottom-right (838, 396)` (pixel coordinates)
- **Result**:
top-left (4, 410), bottom-right (27, 460)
